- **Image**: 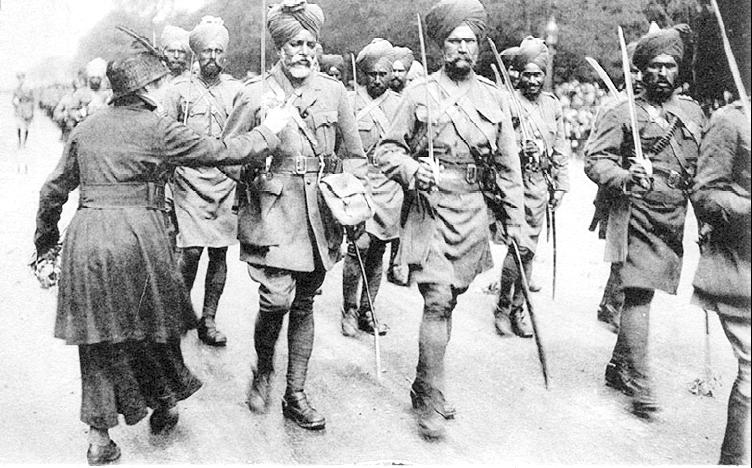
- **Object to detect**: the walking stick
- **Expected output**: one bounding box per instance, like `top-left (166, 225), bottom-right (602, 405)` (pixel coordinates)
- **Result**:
top-left (348, 231), bottom-right (383, 381)
top-left (510, 240), bottom-right (550, 389)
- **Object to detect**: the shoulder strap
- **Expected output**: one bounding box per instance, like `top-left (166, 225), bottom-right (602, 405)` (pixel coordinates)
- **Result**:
top-left (430, 81), bottom-right (497, 154)
top-left (355, 90), bottom-right (390, 135)
top-left (267, 76), bottom-right (321, 156)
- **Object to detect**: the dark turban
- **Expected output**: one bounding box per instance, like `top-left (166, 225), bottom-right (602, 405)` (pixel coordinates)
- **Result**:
top-left (393, 46), bottom-right (415, 71)
top-left (356, 38), bottom-right (395, 72)
top-left (632, 24), bottom-right (690, 71)
top-left (267, 0), bottom-right (325, 49)
top-left (425, 0), bottom-right (487, 45)
top-left (513, 36), bottom-right (549, 72)
top-left (189, 16), bottom-right (229, 54)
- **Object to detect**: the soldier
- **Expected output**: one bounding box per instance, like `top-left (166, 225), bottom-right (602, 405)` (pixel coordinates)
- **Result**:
top-left (585, 24), bottom-right (705, 419)
top-left (374, 0), bottom-right (524, 439)
top-left (161, 16), bottom-right (243, 347)
top-left (389, 46), bottom-right (414, 94)
top-left (160, 25), bottom-right (192, 82)
top-left (12, 72), bottom-right (34, 151)
top-left (52, 78), bottom-right (80, 142)
top-left (691, 98), bottom-right (750, 465)
top-left (68, 58), bottom-right (112, 126)
top-left (493, 36), bottom-right (569, 338)
top-left (319, 53), bottom-right (345, 83)
top-left (340, 38), bottom-right (401, 337)
top-left (222, 0), bottom-right (368, 430)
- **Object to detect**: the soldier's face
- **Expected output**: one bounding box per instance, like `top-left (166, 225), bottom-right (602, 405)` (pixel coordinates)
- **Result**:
top-left (518, 63), bottom-right (545, 99)
top-left (88, 76), bottom-right (102, 91)
top-left (164, 42), bottom-right (188, 74)
top-left (327, 67), bottom-right (342, 80)
top-left (643, 54), bottom-right (678, 101)
top-left (279, 29), bottom-right (317, 81)
top-left (365, 60), bottom-right (391, 98)
top-left (391, 60), bottom-right (407, 91)
top-left (443, 24), bottom-right (478, 78)
top-left (198, 43), bottom-right (226, 79)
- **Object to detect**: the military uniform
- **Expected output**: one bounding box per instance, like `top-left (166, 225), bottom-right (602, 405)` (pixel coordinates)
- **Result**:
top-left (341, 86), bottom-right (402, 325)
top-left (374, 68), bottom-right (523, 428)
top-left (69, 87), bottom-right (111, 124)
top-left (691, 100), bottom-right (750, 465)
top-left (222, 62), bottom-right (367, 422)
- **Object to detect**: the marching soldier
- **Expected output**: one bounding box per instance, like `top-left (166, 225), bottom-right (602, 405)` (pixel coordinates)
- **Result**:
top-left (160, 25), bottom-right (192, 82)
top-left (585, 24), bottom-right (705, 419)
top-left (162, 16), bottom-right (243, 347)
top-left (340, 38), bottom-right (401, 337)
top-left (374, 0), bottom-right (524, 439)
top-left (12, 72), bottom-right (34, 151)
top-left (493, 36), bottom-right (569, 338)
top-left (691, 98), bottom-right (750, 465)
top-left (222, 0), bottom-right (368, 430)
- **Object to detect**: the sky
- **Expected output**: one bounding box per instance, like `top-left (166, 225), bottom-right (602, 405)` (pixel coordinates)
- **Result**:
top-left (0, 0), bottom-right (206, 90)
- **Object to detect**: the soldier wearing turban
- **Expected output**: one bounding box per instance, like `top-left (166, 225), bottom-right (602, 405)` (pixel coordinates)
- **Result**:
top-left (586, 24), bottom-right (706, 420)
top-left (223, 0), bottom-right (368, 431)
top-left (340, 38), bottom-right (400, 337)
top-left (390, 46), bottom-right (414, 94)
top-left (161, 15), bottom-right (243, 348)
top-left (160, 25), bottom-right (191, 80)
top-left (68, 57), bottom-right (112, 126)
top-left (492, 36), bottom-right (569, 340)
top-left (374, 0), bottom-right (524, 440)
top-left (319, 54), bottom-right (345, 82)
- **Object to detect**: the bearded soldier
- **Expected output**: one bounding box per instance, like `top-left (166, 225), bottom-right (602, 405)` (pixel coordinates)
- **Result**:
top-left (585, 24), bottom-right (705, 419)
top-left (160, 25), bottom-right (192, 82)
top-left (340, 38), bottom-right (401, 337)
top-left (68, 58), bottom-right (111, 127)
top-left (390, 46), bottom-right (414, 94)
top-left (162, 16), bottom-right (243, 346)
top-left (374, 0), bottom-right (523, 439)
top-left (222, 0), bottom-right (368, 430)
top-left (493, 37), bottom-right (569, 338)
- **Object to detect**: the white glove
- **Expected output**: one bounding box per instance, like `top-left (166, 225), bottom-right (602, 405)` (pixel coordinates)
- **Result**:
top-left (262, 105), bottom-right (294, 135)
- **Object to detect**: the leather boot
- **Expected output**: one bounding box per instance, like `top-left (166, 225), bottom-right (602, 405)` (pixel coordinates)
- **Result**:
top-left (282, 391), bottom-right (326, 430)
top-left (86, 441), bottom-right (121, 466)
top-left (604, 361), bottom-right (635, 396)
top-left (494, 306), bottom-right (514, 336)
top-left (149, 405), bottom-right (179, 434)
top-left (246, 370), bottom-right (274, 413)
top-left (510, 307), bottom-right (534, 338)
top-left (631, 381), bottom-right (660, 421)
top-left (340, 306), bottom-right (359, 337)
top-left (197, 316), bottom-right (227, 346)
top-left (410, 385), bottom-right (456, 419)
top-left (358, 311), bottom-right (388, 336)
top-left (411, 388), bottom-right (446, 439)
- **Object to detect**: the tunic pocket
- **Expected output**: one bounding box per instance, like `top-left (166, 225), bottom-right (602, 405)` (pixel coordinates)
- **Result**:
top-left (310, 110), bottom-right (338, 155)
top-left (240, 177), bottom-right (288, 246)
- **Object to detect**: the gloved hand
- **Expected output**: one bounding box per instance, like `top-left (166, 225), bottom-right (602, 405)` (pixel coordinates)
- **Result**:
top-left (262, 105), bottom-right (294, 134)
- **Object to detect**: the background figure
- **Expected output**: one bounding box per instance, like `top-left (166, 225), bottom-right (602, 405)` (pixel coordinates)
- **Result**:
top-left (162, 16), bottom-right (243, 347)
top-left (161, 25), bottom-right (192, 82)
top-left (319, 53), bottom-right (345, 83)
top-left (691, 98), bottom-right (750, 465)
top-left (68, 58), bottom-right (112, 126)
top-left (340, 38), bottom-right (401, 337)
top-left (12, 72), bottom-right (35, 152)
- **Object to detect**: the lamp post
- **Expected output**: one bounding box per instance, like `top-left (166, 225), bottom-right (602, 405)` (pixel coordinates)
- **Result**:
top-left (544, 15), bottom-right (559, 92)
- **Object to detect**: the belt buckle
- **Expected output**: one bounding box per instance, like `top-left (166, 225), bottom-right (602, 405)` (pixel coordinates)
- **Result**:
top-left (466, 163), bottom-right (478, 184)
top-left (667, 170), bottom-right (681, 189)
top-left (295, 156), bottom-right (307, 174)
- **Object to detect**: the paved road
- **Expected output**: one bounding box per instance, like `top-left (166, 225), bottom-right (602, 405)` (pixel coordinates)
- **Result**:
top-left (0, 94), bottom-right (737, 464)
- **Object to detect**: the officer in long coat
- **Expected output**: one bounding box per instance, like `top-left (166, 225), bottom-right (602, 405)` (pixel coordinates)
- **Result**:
top-left (585, 24), bottom-right (706, 419)
top-left (493, 36), bottom-right (569, 338)
top-left (374, 0), bottom-right (524, 439)
top-left (340, 38), bottom-right (401, 337)
top-left (222, 0), bottom-right (368, 431)
top-left (162, 16), bottom-right (244, 346)
top-left (691, 98), bottom-right (750, 465)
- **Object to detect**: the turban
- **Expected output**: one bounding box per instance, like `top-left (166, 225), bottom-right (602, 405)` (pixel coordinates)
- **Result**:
top-left (161, 25), bottom-right (190, 52)
top-left (356, 38), bottom-right (395, 72)
top-left (632, 24), bottom-right (690, 71)
top-left (392, 47), bottom-right (414, 71)
top-left (500, 46), bottom-right (519, 68)
top-left (513, 36), bottom-right (549, 72)
top-left (267, 0), bottom-right (325, 49)
top-left (425, 0), bottom-right (487, 45)
top-left (319, 54), bottom-right (344, 72)
top-left (406, 61), bottom-right (425, 82)
top-left (86, 57), bottom-right (108, 78)
top-left (189, 16), bottom-right (229, 54)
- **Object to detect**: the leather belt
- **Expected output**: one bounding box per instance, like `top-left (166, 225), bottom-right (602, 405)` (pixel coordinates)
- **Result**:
top-left (436, 157), bottom-right (484, 185)
top-left (79, 182), bottom-right (165, 210)
top-left (271, 156), bottom-right (342, 175)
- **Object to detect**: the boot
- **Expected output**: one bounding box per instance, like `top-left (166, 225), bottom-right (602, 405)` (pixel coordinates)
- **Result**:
top-left (358, 311), bottom-right (388, 336)
top-left (410, 386), bottom-right (456, 419)
top-left (410, 388), bottom-right (446, 439)
top-left (282, 391), bottom-right (326, 430)
top-left (149, 405), bottom-right (179, 434)
top-left (631, 382), bottom-right (660, 421)
top-left (510, 308), bottom-right (533, 338)
top-left (86, 441), bottom-right (121, 466)
top-left (604, 361), bottom-right (635, 396)
top-left (197, 316), bottom-right (227, 346)
top-left (246, 370), bottom-right (274, 413)
top-left (493, 307), bottom-right (514, 337)
top-left (340, 306), bottom-right (359, 337)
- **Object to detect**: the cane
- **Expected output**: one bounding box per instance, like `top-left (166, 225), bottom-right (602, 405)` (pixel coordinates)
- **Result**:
top-left (347, 229), bottom-right (383, 381)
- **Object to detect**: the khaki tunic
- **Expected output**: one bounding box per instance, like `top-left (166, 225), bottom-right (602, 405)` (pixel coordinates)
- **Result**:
top-left (585, 92), bottom-right (705, 294)
top-left (222, 64), bottom-right (368, 272)
top-left (162, 74), bottom-right (243, 248)
top-left (374, 70), bottom-right (524, 289)
top-left (348, 86), bottom-right (403, 240)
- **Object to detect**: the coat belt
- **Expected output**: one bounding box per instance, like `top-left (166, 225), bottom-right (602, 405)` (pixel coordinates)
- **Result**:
top-left (271, 156), bottom-right (342, 175)
top-left (79, 182), bottom-right (165, 210)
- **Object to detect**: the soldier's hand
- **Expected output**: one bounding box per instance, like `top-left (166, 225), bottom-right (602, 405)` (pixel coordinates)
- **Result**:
top-left (523, 140), bottom-right (542, 158)
top-left (505, 225), bottom-right (522, 247)
top-left (345, 222), bottom-right (366, 241)
top-left (262, 105), bottom-right (294, 134)
top-left (415, 160), bottom-right (437, 191)
top-left (549, 190), bottom-right (565, 210)
top-left (627, 163), bottom-right (652, 190)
